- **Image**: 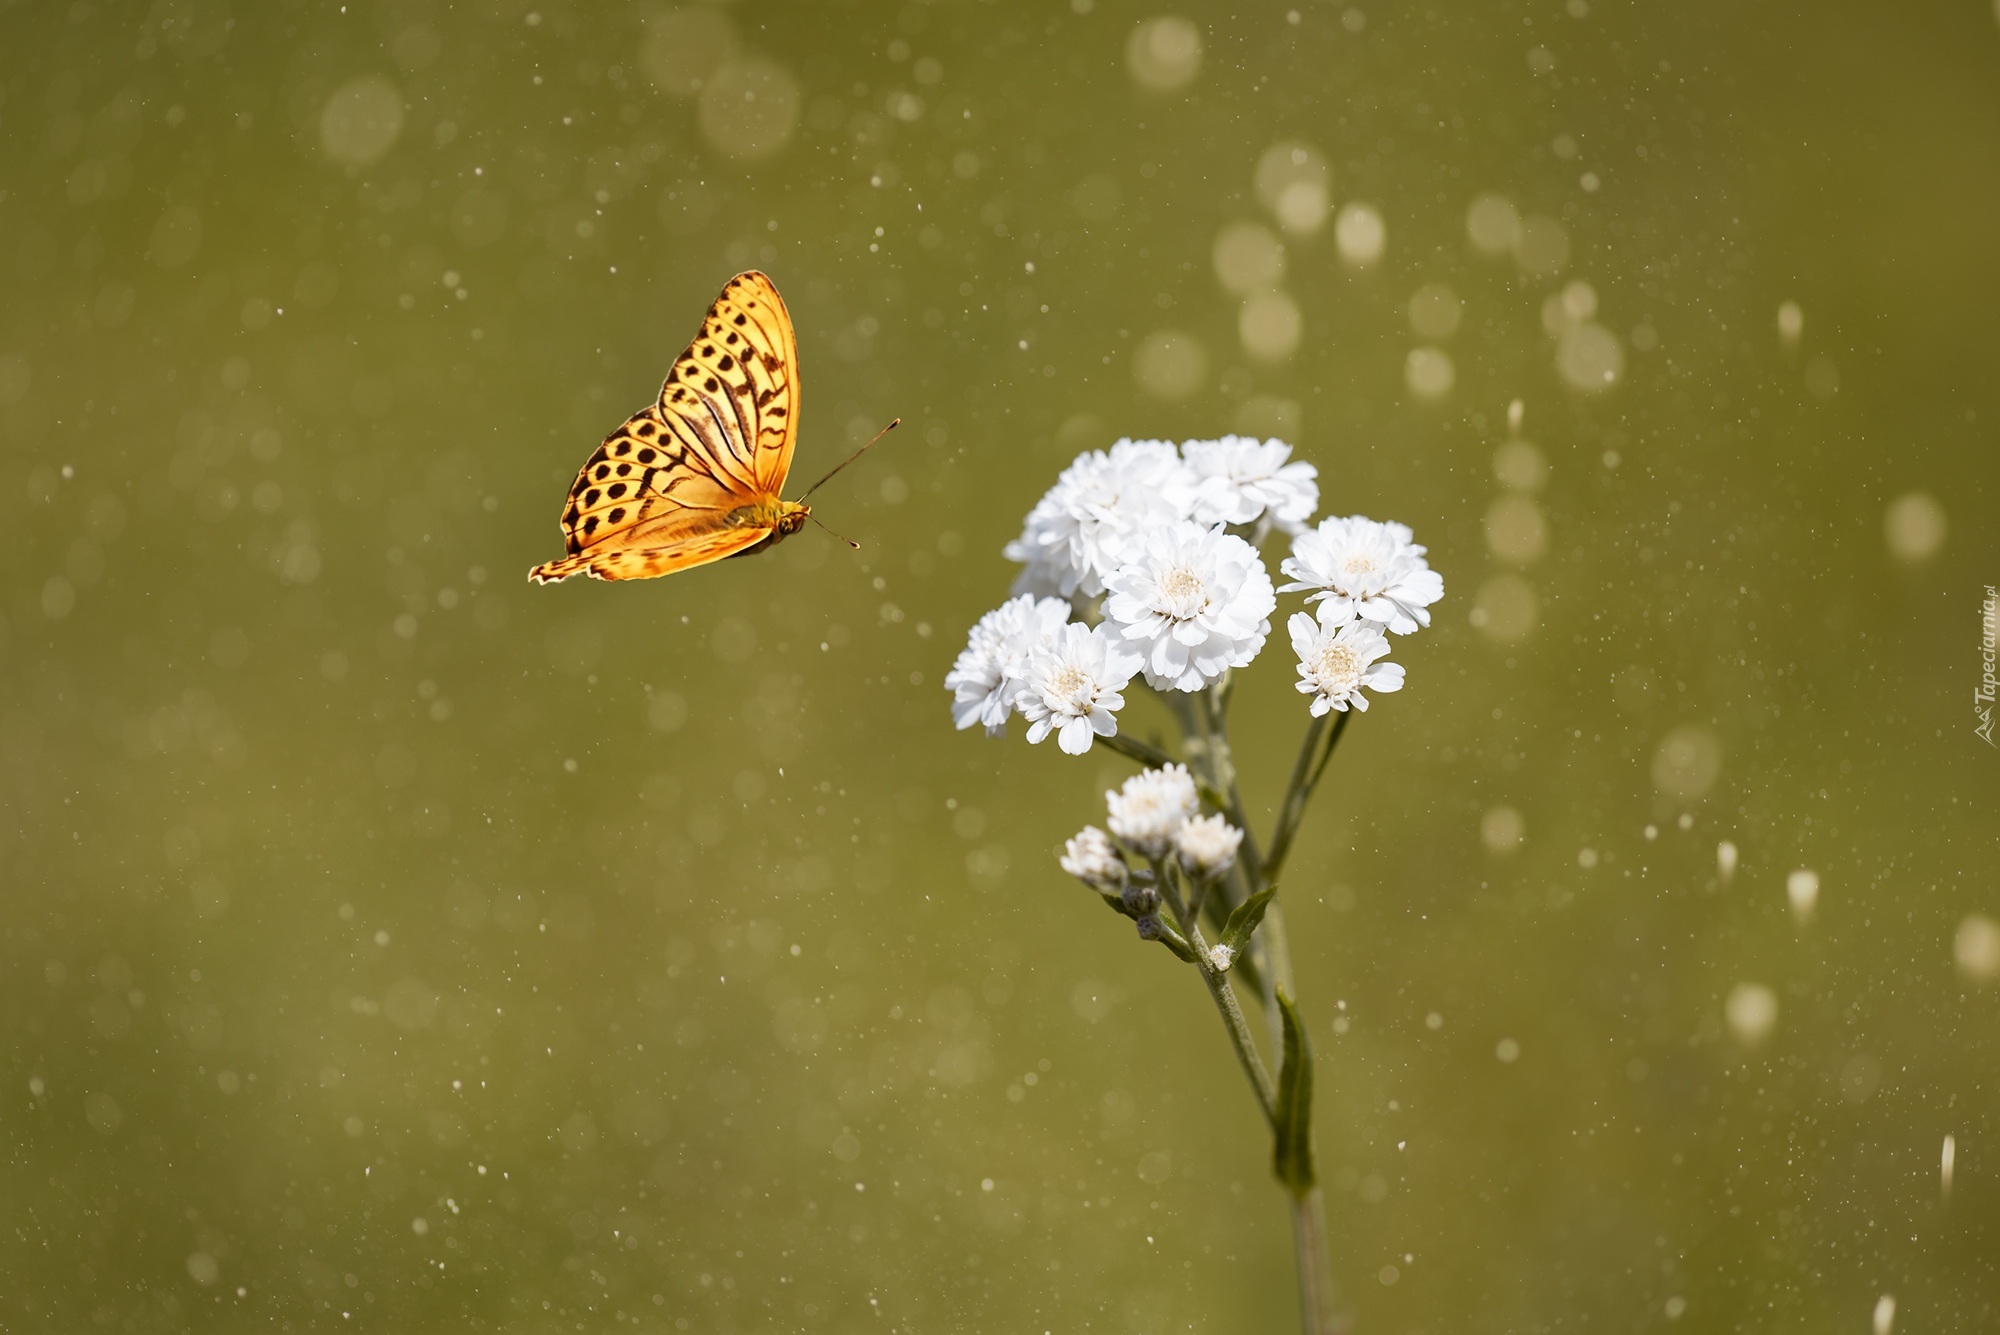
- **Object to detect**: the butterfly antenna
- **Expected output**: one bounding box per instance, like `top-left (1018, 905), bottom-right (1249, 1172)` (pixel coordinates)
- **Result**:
top-left (801, 418), bottom-right (900, 500)
top-left (811, 515), bottom-right (863, 550)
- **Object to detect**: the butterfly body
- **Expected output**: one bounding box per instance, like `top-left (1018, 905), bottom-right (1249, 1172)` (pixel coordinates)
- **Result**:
top-left (728, 500), bottom-right (810, 552)
top-left (530, 271), bottom-right (806, 586)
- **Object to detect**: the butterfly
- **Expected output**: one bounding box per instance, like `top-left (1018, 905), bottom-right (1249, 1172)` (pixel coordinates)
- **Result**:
top-left (529, 270), bottom-right (891, 585)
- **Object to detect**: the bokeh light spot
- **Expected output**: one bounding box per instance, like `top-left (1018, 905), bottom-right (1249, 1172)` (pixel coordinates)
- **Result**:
top-left (319, 77), bottom-right (404, 168)
top-left (1883, 491), bottom-right (1946, 563)
top-left (1126, 16), bottom-right (1203, 91)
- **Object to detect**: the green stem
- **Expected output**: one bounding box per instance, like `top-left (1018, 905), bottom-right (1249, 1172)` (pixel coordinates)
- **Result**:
top-left (1100, 727), bottom-right (1230, 809)
top-left (1305, 707), bottom-right (1353, 795)
top-left (1262, 713), bottom-right (1328, 884)
top-left (1199, 689), bottom-right (1268, 889)
top-left (1151, 859), bottom-right (1275, 1122)
top-left (1193, 687), bottom-right (1291, 1050)
top-left (1262, 709), bottom-right (1352, 889)
top-left (1291, 1189), bottom-right (1337, 1335)
top-left (1098, 730), bottom-right (1180, 772)
top-left (1165, 682), bottom-right (1340, 1335)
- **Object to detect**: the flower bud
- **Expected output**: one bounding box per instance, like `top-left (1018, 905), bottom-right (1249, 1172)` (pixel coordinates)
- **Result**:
top-left (1134, 914), bottom-right (1166, 941)
top-left (1175, 813), bottom-right (1244, 880)
top-left (1060, 825), bottom-right (1127, 892)
top-left (1121, 880), bottom-right (1161, 916)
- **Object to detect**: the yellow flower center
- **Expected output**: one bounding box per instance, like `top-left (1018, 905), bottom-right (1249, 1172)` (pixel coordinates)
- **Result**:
top-left (1048, 664), bottom-right (1092, 701)
top-left (1314, 643), bottom-right (1360, 692)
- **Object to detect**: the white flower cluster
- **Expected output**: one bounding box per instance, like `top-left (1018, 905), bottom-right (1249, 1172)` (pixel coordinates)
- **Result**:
top-left (1105, 763), bottom-right (1201, 857)
top-left (945, 595), bottom-right (1141, 755)
top-left (1062, 766), bottom-right (1244, 893)
top-left (948, 435), bottom-right (1441, 749)
top-left (1277, 516), bottom-right (1442, 714)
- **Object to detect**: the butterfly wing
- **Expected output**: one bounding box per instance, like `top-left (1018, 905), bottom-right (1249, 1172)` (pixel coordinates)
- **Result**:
top-left (530, 271), bottom-right (800, 585)
top-left (659, 270), bottom-right (799, 498)
top-left (528, 521), bottom-right (769, 584)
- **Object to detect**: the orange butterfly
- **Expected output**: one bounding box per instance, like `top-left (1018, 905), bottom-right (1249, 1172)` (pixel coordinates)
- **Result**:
top-left (529, 270), bottom-right (891, 585)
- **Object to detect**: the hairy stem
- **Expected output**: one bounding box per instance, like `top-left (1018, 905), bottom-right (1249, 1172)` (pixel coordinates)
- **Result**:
top-left (1199, 688), bottom-right (1268, 891)
top-left (1153, 859), bottom-right (1275, 1121)
top-left (1169, 685), bottom-right (1340, 1335)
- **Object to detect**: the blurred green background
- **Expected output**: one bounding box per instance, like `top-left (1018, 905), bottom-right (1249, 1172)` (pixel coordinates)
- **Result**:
top-left (3, 0), bottom-right (1998, 1329)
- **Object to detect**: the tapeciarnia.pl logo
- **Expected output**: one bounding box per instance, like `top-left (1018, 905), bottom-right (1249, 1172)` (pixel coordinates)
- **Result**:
top-left (1979, 585), bottom-right (1998, 746)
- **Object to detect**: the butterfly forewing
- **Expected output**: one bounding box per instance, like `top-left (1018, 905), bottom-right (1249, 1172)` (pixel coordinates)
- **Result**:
top-left (668, 270), bottom-right (799, 497)
top-left (530, 270), bottom-right (802, 585)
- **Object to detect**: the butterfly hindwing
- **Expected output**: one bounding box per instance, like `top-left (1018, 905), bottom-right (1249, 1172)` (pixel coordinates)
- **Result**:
top-left (531, 270), bottom-right (801, 585)
top-left (529, 524), bottom-right (771, 585)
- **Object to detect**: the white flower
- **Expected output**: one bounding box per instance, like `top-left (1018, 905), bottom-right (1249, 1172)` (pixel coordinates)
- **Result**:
top-left (1103, 522), bottom-right (1276, 691)
top-left (1176, 813), bottom-right (1244, 880)
top-left (1105, 764), bottom-right (1200, 857)
top-left (1017, 622), bottom-right (1143, 755)
top-left (1278, 515), bottom-right (1444, 634)
top-left (1004, 439), bottom-right (1196, 597)
top-left (1060, 826), bottom-right (1127, 891)
top-left (1207, 942), bottom-right (1237, 972)
top-left (1288, 613), bottom-right (1405, 715)
top-left (944, 594), bottom-right (1073, 734)
top-left (1183, 436), bottom-right (1319, 532)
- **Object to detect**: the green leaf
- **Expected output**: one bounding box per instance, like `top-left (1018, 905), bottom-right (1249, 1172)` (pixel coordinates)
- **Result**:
top-left (1220, 883), bottom-right (1278, 955)
top-left (1271, 990), bottom-right (1316, 1196)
